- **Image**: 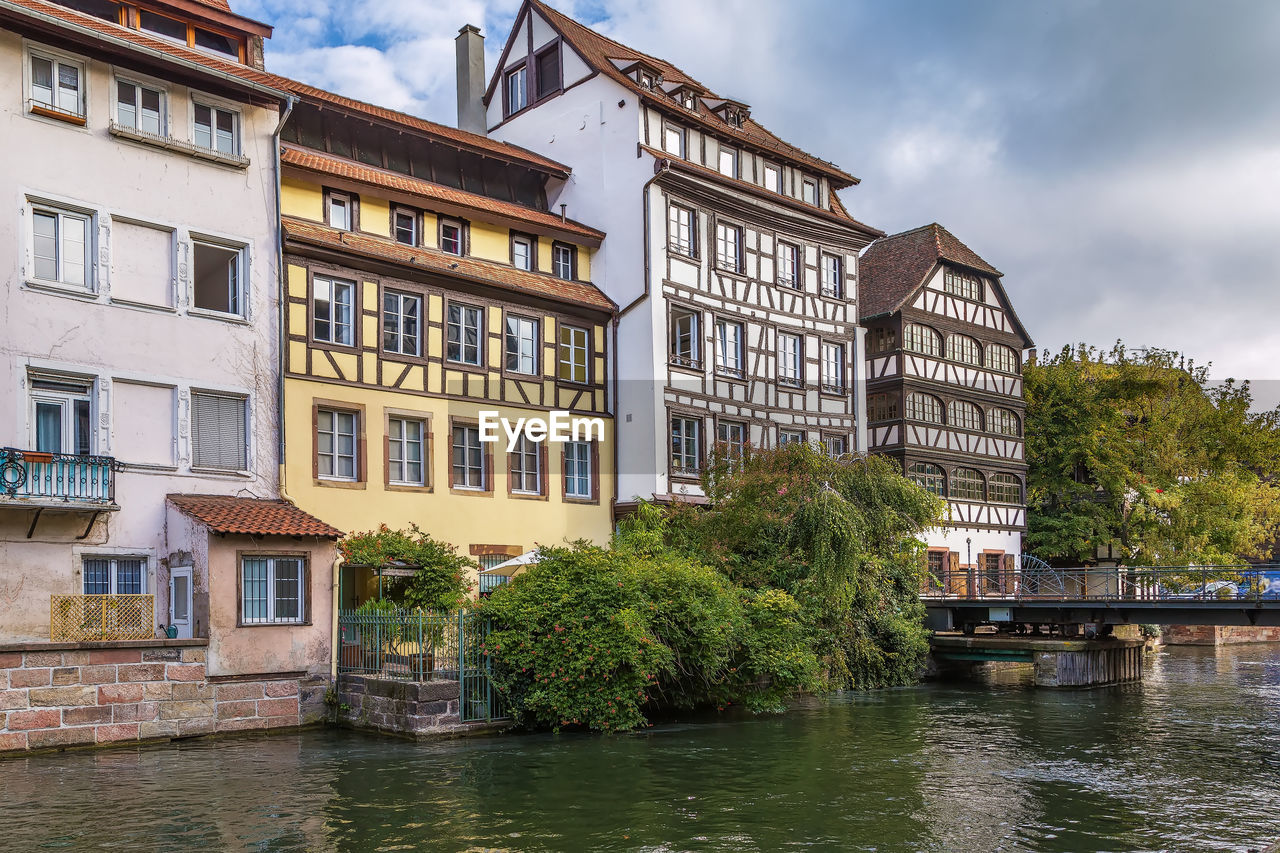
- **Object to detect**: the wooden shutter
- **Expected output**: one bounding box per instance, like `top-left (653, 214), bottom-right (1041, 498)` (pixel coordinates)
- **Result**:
top-left (1003, 554), bottom-right (1016, 595)
top-left (192, 392), bottom-right (246, 470)
top-left (947, 551), bottom-right (963, 596)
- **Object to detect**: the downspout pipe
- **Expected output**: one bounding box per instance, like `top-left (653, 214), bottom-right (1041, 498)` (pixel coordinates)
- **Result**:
top-left (611, 157), bottom-right (670, 510)
top-left (272, 94), bottom-right (297, 502)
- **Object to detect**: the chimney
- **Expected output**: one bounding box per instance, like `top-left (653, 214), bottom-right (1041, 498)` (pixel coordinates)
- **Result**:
top-left (456, 25), bottom-right (486, 136)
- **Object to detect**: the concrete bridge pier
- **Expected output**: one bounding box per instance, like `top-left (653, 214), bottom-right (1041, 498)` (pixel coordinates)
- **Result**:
top-left (930, 635), bottom-right (1146, 688)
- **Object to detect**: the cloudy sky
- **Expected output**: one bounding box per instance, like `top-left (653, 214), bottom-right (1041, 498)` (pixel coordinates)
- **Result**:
top-left (236, 0), bottom-right (1280, 405)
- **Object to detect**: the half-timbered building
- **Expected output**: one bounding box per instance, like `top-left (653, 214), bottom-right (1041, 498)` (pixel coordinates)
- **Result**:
top-left (859, 224), bottom-right (1034, 593)
top-left (277, 84), bottom-right (615, 598)
top-left (474, 1), bottom-right (883, 511)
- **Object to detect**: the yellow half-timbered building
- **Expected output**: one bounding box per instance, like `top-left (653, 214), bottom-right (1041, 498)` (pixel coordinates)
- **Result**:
top-left (276, 86), bottom-right (614, 599)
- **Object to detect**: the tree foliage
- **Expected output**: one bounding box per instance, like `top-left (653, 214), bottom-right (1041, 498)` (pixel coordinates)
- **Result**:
top-left (1024, 343), bottom-right (1280, 565)
top-left (338, 524), bottom-right (473, 610)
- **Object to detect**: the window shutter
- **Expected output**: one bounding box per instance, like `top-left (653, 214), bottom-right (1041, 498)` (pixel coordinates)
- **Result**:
top-left (947, 551), bottom-right (963, 596)
top-left (192, 392), bottom-right (246, 469)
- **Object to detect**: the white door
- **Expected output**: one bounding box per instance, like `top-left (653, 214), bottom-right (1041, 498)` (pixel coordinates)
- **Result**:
top-left (169, 566), bottom-right (193, 639)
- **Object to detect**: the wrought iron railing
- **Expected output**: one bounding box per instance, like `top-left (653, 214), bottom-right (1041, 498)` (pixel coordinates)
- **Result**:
top-left (0, 448), bottom-right (120, 505)
top-left (337, 608), bottom-right (462, 681)
top-left (921, 563), bottom-right (1280, 603)
top-left (50, 594), bottom-right (155, 641)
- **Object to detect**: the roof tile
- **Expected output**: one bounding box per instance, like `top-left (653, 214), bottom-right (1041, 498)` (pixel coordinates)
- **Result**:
top-left (167, 495), bottom-right (342, 538)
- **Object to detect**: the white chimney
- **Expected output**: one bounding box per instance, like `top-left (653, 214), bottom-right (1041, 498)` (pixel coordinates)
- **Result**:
top-left (456, 25), bottom-right (486, 136)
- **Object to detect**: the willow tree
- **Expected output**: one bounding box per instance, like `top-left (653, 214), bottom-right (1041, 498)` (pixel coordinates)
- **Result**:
top-left (1024, 343), bottom-right (1280, 566)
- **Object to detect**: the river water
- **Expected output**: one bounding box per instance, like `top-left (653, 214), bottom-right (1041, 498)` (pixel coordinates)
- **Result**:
top-left (2, 644), bottom-right (1279, 852)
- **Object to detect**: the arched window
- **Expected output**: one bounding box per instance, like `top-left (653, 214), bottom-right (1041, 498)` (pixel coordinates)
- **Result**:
top-left (989, 473), bottom-right (1022, 504)
top-left (948, 400), bottom-right (983, 431)
top-left (908, 462), bottom-right (945, 496)
top-left (951, 467), bottom-right (985, 501)
top-left (905, 392), bottom-right (944, 424)
top-left (989, 408), bottom-right (1021, 436)
top-left (868, 392), bottom-right (899, 422)
top-left (987, 344), bottom-right (1019, 374)
top-left (944, 269), bottom-right (982, 301)
top-left (946, 334), bottom-right (982, 366)
top-left (903, 323), bottom-right (941, 357)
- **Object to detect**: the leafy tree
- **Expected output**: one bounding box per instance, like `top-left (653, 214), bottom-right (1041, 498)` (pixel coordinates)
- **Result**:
top-left (1024, 343), bottom-right (1280, 566)
top-left (338, 524), bottom-right (473, 610)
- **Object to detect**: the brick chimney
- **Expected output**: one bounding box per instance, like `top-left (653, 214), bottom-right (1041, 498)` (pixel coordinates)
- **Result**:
top-left (456, 25), bottom-right (486, 136)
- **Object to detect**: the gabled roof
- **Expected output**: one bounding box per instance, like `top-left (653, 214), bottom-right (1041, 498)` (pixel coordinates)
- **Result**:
top-left (168, 495), bottom-right (342, 538)
top-left (280, 145), bottom-right (602, 245)
top-left (282, 216), bottom-right (615, 313)
top-left (504, 0), bottom-right (857, 187)
top-left (859, 223), bottom-right (1032, 346)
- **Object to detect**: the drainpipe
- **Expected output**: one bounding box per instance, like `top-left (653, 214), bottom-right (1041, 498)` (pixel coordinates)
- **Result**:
top-left (611, 159), bottom-right (670, 509)
top-left (330, 553), bottom-right (344, 680)
top-left (272, 94), bottom-right (297, 503)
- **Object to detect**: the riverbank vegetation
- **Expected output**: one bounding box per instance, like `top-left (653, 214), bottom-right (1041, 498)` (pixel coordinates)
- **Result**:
top-left (479, 443), bottom-right (944, 732)
top-left (1024, 344), bottom-right (1280, 566)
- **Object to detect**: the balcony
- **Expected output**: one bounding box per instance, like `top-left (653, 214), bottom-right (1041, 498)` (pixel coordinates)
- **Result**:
top-left (50, 595), bottom-right (155, 642)
top-left (0, 449), bottom-right (121, 537)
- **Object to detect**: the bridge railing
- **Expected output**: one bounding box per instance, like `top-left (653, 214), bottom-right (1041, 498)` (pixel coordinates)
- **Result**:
top-left (921, 564), bottom-right (1280, 603)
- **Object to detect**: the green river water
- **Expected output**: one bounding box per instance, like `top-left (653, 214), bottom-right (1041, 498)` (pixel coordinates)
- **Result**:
top-left (2, 644), bottom-right (1279, 852)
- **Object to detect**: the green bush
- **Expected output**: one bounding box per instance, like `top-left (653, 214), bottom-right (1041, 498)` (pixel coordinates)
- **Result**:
top-left (339, 524), bottom-right (473, 610)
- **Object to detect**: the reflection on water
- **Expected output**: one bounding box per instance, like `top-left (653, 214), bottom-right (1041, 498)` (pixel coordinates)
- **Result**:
top-left (2, 645), bottom-right (1279, 852)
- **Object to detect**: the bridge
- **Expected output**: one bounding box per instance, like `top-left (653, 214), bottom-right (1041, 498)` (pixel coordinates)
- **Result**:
top-left (922, 560), bottom-right (1280, 634)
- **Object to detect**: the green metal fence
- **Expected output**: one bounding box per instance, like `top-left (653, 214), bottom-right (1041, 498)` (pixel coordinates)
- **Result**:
top-left (337, 608), bottom-right (508, 722)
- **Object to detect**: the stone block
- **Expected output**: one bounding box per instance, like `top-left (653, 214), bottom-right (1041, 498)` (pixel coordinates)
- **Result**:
top-left (98, 684), bottom-right (144, 704)
top-left (0, 652), bottom-right (24, 668)
top-left (8, 709), bottom-right (62, 730)
top-left (79, 665), bottom-right (117, 684)
top-left (25, 652), bottom-right (62, 667)
top-left (258, 698), bottom-right (299, 718)
top-left (216, 716), bottom-right (267, 732)
top-left (177, 716), bottom-right (216, 736)
top-left (11, 668), bottom-right (52, 688)
top-left (143, 682), bottom-right (172, 700)
top-left (51, 667), bottom-right (80, 686)
top-left (60, 651), bottom-right (90, 666)
top-left (165, 664), bottom-right (205, 682)
top-left (139, 720), bottom-right (178, 740)
top-left (263, 715), bottom-right (300, 730)
top-left (96, 723), bottom-right (140, 743)
top-left (180, 648), bottom-right (207, 663)
top-left (0, 690), bottom-right (29, 710)
top-left (29, 686), bottom-right (96, 707)
top-left (0, 732), bottom-right (28, 751)
top-left (27, 726), bottom-right (96, 748)
top-left (0, 672), bottom-right (7, 690)
top-left (215, 682), bottom-right (263, 701)
top-left (114, 702), bottom-right (159, 723)
top-left (62, 706), bottom-right (113, 725)
top-left (158, 700), bottom-right (215, 721)
top-left (142, 649), bottom-right (181, 662)
top-left (264, 681), bottom-right (299, 698)
top-left (89, 649), bottom-right (141, 665)
top-left (171, 683), bottom-right (214, 701)
top-left (418, 680), bottom-right (461, 701)
top-left (216, 700), bottom-right (257, 720)
top-left (117, 664), bottom-right (166, 683)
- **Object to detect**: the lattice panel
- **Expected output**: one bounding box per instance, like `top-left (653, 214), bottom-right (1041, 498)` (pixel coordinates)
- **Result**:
top-left (50, 595), bottom-right (155, 641)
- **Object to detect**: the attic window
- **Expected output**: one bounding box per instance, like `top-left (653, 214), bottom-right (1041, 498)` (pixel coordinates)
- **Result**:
top-left (724, 108), bottom-right (743, 128)
top-left (535, 43), bottom-right (562, 100)
top-left (674, 90), bottom-right (696, 111)
top-left (639, 72), bottom-right (655, 90)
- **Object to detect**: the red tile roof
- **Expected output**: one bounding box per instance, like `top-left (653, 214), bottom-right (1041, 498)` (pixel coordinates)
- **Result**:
top-left (190, 0), bottom-right (231, 11)
top-left (282, 216), bottom-right (615, 313)
top-left (524, 0), bottom-right (858, 187)
top-left (168, 495), bottom-right (342, 538)
top-left (281, 145), bottom-right (603, 244)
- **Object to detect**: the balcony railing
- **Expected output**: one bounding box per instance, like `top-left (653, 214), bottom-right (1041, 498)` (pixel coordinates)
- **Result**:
top-left (0, 448), bottom-right (120, 508)
top-left (50, 594), bottom-right (155, 641)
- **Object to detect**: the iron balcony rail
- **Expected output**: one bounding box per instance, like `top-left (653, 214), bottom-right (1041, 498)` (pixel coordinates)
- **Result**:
top-left (337, 608), bottom-right (463, 681)
top-left (0, 448), bottom-right (121, 506)
top-left (50, 594), bottom-right (155, 641)
top-left (921, 563), bottom-right (1280, 603)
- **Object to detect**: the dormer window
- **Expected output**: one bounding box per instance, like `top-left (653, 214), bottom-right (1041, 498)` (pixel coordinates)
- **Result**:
top-left (639, 71), bottom-right (656, 90)
top-left (662, 123), bottom-right (685, 158)
top-left (680, 91), bottom-right (696, 111)
top-left (763, 163), bottom-right (781, 193)
top-left (725, 108), bottom-right (743, 128)
top-left (802, 178), bottom-right (818, 205)
top-left (535, 43), bottom-right (562, 100)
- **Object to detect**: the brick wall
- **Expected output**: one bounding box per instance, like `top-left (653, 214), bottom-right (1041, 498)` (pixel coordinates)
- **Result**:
top-left (1162, 625), bottom-right (1280, 645)
top-left (335, 675), bottom-right (470, 737)
top-left (0, 641), bottom-right (327, 753)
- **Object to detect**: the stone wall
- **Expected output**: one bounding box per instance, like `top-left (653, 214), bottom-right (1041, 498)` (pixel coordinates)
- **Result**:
top-left (335, 675), bottom-right (476, 737)
top-left (0, 640), bottom-right (327, 753)
top-left (1162, 625), bottom-right (1280, 645)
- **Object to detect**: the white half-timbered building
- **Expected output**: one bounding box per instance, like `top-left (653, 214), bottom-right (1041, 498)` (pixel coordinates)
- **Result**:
top-left (470, 0), bottom-right (883, 511)
top-left (859, 224), bottom-right (1034, 593)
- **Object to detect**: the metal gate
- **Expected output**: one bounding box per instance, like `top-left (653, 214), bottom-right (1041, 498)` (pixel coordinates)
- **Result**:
top-left (457, 612), bottom-right (509, 723)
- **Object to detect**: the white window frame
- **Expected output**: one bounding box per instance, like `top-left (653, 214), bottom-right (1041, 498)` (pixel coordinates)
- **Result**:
top-left (821, 253), bottom-right (843, 298)
top-left (392, 207), bottom-right (418, 246)
top-left (552, 243), bottom-right (575, 280)
top-left (190, 389), bottom-right (248, 471)
top-left (192, 99), bottom-right (240, 157)
top-left (662, 123), bottom-right (685, 158)
top-left (512, 235), bottom-right (534, 270)
top-left (505, 65), bottom-right (528, 115)
top-left (717, 420), bottom-right (746, 464)
top-left (718, 146), bottom-right (738, 178)
top-left (778, 430), bottom-right (805, 446)
top-left (510, 435), bottom-right (541, 495)
top-left (778, 332), bottom-right (803, 387)
top-left (114, 77), bottom-right (166, 136)
top-left (671, 415), bottom-right (701, 476)
top-left (313, 276), bottom-right (355, 346)
top-left (387, 416), bottom-right (425, 486)
top-left (30, 377), bottom-right (94, 456)
top-left (668, 204), bottom-right (696, 257)
top-left (777, 241), bottom-right (800, 289)
top-left (27, 47), bottom-right (86, 120)
top-left (327, 192), bottom-right (352, 231)
top-left (715, 319), bottom-right (744, 377)
top-left (82, 556), bottom-right (148, 596)
top-left (715, 221), bottom-right (742, 272)
top-left (240, 556), bottom-right (306, 625)
top-left (29, 201), bottom-right (93, 292)
top-left (801, 178), bottom-right (818, 205)
top-left (440, 218), bottom-right (464, 256)
top-left (823, 434), bottom-right (848, 457)
top-left (670, 308), bottom-right (701, 367)
top-left (558, 324), bottom-right (590, 384)
top-left (452, 424), bottom-right (486, 490)
top-left (822, 342), bottom-right (846, 393)
top-left (763, 163), bottom-right (782, 193)
top-left (447, 302), bottom-right (483, 365)
top-left (505, 315), bottom-right (539, 375)
top-left (382, 290), bottom-right (421, 357)
top-left (190, 235), bottom-right (246, 319)
top-left (563, 440), bottom-right (592, 499)
top-left (316, 407), bottom-right (358, 481)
